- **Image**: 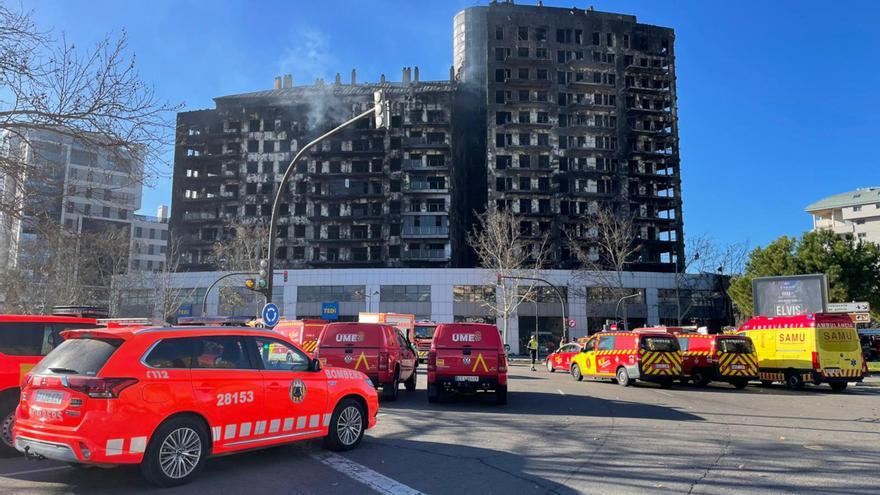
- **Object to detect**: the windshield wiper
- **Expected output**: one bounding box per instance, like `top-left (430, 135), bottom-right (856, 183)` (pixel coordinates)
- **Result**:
top-left (48, 367), bottom-right (79, 375)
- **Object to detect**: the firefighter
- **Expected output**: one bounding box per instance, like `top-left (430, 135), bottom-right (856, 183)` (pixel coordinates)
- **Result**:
top-left (527, 335), bottom-right (539, 371)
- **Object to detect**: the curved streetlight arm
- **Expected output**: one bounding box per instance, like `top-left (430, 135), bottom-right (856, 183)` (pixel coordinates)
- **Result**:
top-left (265, 105), bottom-right (381, 303)
top-left (615, 292), bottom-right (641, 330)
top-left (498, 275), bottom-right (568, 342)
top-left (202, 271), bottom-right (256, 316)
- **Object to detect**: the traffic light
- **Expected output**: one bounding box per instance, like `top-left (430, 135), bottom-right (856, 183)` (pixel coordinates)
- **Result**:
top-left (257, 259), bottom-right (269, 290)
top-left (373, 90), bottom-right (390, 129)
top-left (244, 278), bottom-right (256, 290)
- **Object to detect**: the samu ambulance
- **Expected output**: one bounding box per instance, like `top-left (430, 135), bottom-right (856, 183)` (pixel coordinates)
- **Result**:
top-left (739, 313), bottom-right (866, 391)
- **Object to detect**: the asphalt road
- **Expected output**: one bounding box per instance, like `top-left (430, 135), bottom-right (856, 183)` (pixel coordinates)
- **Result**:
top-left (2, 364), bottom-right (878, 494)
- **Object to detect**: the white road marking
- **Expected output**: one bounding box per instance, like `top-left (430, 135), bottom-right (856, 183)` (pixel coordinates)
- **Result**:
top-left (311, 452), bottom-right (425, 495)
top-left (0, 466), bottom-right (72, 477)
top-left (557, 389), bottom-right (565, 396)
top-left (654, 390), bottom-right (674, 398)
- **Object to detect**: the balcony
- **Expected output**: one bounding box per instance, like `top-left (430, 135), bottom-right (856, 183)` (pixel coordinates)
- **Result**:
top-left (402, 137), bottom-right (449, 149)
top-left (402, 159), bottom-right (446, 171)
top-left (401, 226), bottom-right (449, 238)
top-left (406, 181), bottom-right (448, 193)
top-left (402, 249), bottom-right (449, 260)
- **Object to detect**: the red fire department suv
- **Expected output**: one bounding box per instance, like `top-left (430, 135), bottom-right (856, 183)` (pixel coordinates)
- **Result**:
top-left (272, 319), bottom-right (326, 356)
top-left (570, 330), bottom-right (682, 388)
top-left (546, 342), bottom-right (583, 372)
top-left (13, 325), bottom-right (378, 486)
top-left (315, 322), bottom-right (417, 401)
top-left (677, 333), bottom-right (758, 389)
top-left (427, 323), bottom-right (508, 404)
top-left (0, 314), bottom-right (104, 455)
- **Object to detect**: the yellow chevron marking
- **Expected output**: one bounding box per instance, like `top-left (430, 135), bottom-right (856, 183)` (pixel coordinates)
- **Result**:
top-left (472, 353), bottom-right (489, 373)
top-left (354, 352), bottom-right (369, 371)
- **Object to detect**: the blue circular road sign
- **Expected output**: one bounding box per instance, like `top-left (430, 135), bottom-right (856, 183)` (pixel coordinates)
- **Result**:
top-left (261, 303), bottom-right (280, 328)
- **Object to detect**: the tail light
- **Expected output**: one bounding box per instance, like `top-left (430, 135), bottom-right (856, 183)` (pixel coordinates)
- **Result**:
top-left (811, 352), bottom-right (820, 370)
top-left (378, 352), bottom-right (389, 371)
top-left (498, 353), bottom-right (507, 373)
top-left (427, 351), bottom-right (436, 372)
top-left (66, 377), bottom-right (138, 399)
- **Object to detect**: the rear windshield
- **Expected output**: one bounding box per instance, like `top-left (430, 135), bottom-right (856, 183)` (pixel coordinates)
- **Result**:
top-left (414, 325), bottom-right (436, 339)
top-left (0, 322), bottom-right (99, 356)
top-left (718, 338), bottom-right (754, 354)
top-left (319, 324), bottom-right (382, 347)
top-left (32, 338), bottom-right (122, 376)
top-left (434, 324), bottom-right (501, 349)
top-left (641, 336), bottom-right (678, 352)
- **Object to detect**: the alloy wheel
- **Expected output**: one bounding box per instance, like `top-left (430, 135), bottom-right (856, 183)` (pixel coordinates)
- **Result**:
top-left (158, 427), bottom-right (202, 480)
top-left (336, 406), bottom-right (363, 446)
top-left (0, 411), bottom-right (14, 448)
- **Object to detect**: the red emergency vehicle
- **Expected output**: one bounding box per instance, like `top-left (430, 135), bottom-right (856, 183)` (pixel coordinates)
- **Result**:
top-left (13, 325), bottom-right (378, 486)
top-left (315, 322), bottom-right (417, 401)
top-left (0, 314), bottom-right (104, 454)
top-left (545, 342), bottom-right (583, 372)
top-left (272, 319), bottom-right (326, 356)
top-left (570, 330), bottom-right (682, 388)
top-left (427, 323), bottom-right (507, 404)
top-left (412, 321), bottom-right (438, 362)
top-left (676, 333), bottom-right (758, 389)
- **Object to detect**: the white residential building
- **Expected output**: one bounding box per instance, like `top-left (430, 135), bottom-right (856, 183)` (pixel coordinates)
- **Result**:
top-left (806, 187), bottom-right (880, 244)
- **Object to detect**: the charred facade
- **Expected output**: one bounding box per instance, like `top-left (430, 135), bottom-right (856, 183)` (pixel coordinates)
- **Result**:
top-left (171, 70), bottom-right (479, 271)
top-left (454, 3), bottom-right (684, 271)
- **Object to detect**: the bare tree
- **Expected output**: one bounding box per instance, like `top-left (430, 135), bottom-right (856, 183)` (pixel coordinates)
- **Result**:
top-left (208, 219), bottom-right (267, 315)
top-left (467, 208), bottom-right (549, 347)
top-left (670, 235), bottom-right (750, 324)
top-left (0, 216), bottom-right (130, 313)
top-left (0, 4), bottom-right (179, 219)
top-left (568, 205), bottom-right (642, 330)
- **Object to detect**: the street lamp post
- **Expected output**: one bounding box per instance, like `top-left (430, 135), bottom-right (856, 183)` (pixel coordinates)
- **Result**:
top-left (615, 292), bottom-right (640, 331)
top-left (201, 271), bottom-right (255, 316)
top-left (498, 275), bottom-right (568, 342)
top-left (264, 92), bottom-right (389, 304)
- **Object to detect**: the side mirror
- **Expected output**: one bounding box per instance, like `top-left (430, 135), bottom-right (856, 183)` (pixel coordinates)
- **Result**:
top-left (310, 358), bottom-right (322, 372)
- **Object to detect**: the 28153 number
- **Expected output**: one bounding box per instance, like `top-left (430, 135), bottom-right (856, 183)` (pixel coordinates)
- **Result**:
top-left (216, 391), bottom-right (254, 407)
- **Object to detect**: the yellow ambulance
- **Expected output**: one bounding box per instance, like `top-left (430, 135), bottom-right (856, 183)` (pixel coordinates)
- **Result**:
top-left (739, 313), bottom-right (866, 391)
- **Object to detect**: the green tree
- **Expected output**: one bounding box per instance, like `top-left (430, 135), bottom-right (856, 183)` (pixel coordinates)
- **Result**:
top-left (729, 231), bottom-right (880, 320)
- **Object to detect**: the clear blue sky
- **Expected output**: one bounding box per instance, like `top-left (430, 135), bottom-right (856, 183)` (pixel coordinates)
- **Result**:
top-left (20, 0), bottom-right (880, 250)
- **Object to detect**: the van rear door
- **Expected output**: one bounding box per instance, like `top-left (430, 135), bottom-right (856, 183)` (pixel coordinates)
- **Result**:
top-left (317, 324), bottom-right (382, 376)
top-left (433, 325), bottom-right (500, 378)
top-left (817, 326), bottom-right (863, 377)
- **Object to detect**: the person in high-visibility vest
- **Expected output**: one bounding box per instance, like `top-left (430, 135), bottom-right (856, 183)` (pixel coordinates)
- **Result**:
top-left (527, 336), bottom-right (539, 371)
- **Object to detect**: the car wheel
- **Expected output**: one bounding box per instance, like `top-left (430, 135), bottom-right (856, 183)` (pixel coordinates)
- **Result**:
top-left (382, 372), bottom-right (400, 401)
top-left (616, 367), bottom-right (631, 387)
top-left (546, 360), bottom-right (555, 372)
top-left (693, 369), bottom-right (710, 387)
top-left (140, 417), bottom-right (208, 487)
top-left (0, 400), bottom-right (16, 456)
top-left (404, 371), bottom-right (417, 392)
top-left (570, 364), bottom-right (583, 382)
top-left (829, 382), bottom-right (848, 392)
top-left (732, 379), bottom-right (749, 390)
top-left (495, 385), bottom-right (507, 405)
top-left (323, 398), bottom-right (366, 451)
top-left (427, 383), bottom-right (439, 403)
top-left (785, 373), bottom-right (805, 390)
top-left (659, 379), bottom-right (673, 389)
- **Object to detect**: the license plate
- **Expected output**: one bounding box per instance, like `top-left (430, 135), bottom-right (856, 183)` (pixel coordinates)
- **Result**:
top-left (653, 363), bottom-right (669, 370)
top-left (454, 376), bottom-right (479, 382)
top-left (34, 390), bottom-right (64, 405)
top-left (731, 364), bottom-right (745, 370)
top-left (825, 368), bottom-right (840, 374)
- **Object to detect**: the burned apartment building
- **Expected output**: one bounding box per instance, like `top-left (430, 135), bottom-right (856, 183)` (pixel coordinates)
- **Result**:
top-left (171, 69), bottom-right (484, 271)
top-left (454, 2), bottom-right (684, 271)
